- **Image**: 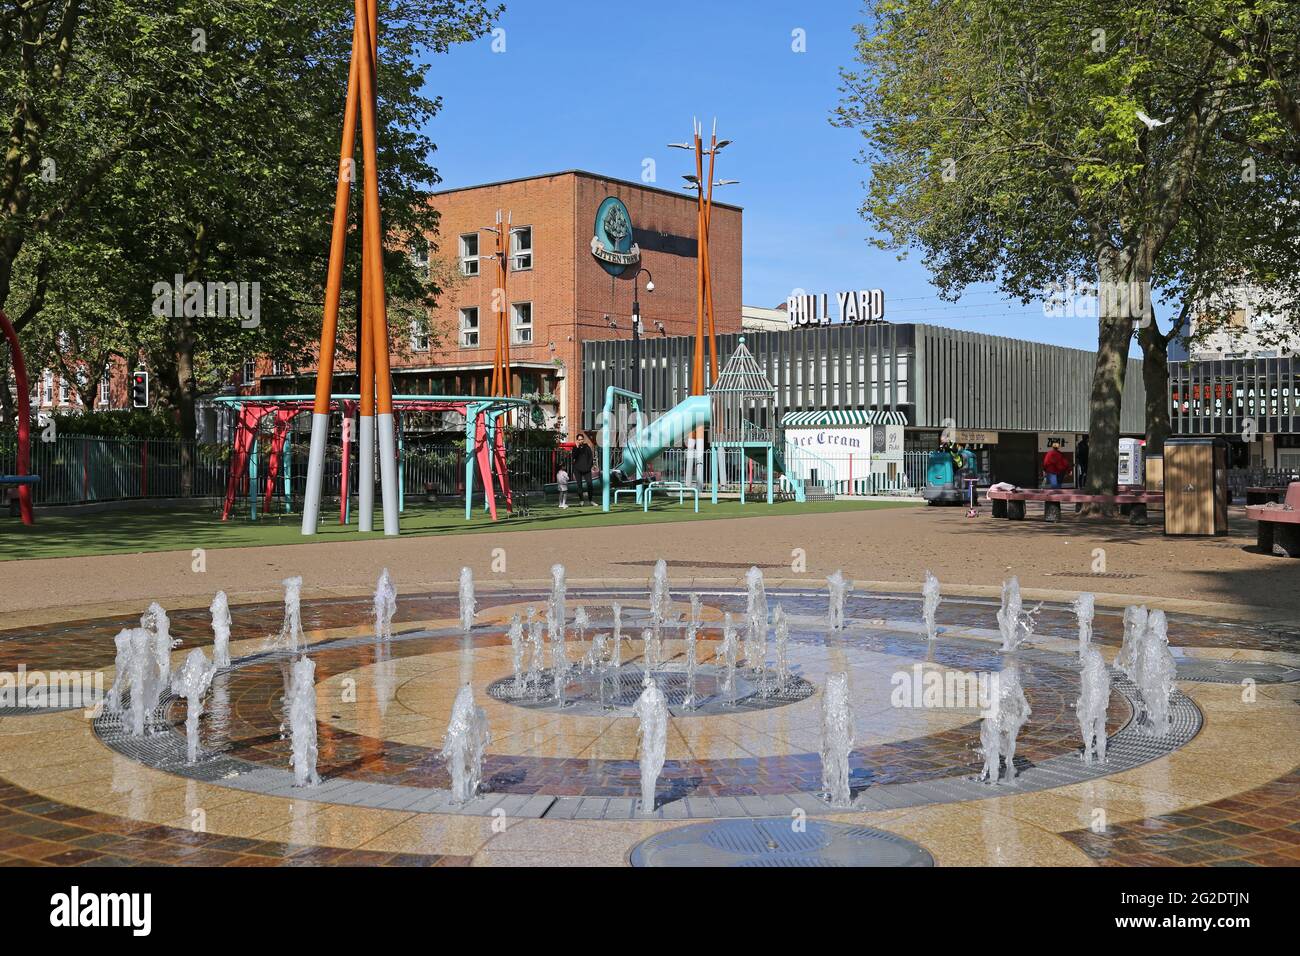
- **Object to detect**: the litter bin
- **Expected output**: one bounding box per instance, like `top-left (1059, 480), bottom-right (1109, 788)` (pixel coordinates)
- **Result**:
top-left (1163, 438), bottom-right (1228, 536)
top-left (1145, 455), bottom-right (1163, 491)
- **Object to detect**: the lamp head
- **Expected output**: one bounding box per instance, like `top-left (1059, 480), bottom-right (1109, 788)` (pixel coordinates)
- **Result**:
top-left (645, 279), bottom-right (654, 292)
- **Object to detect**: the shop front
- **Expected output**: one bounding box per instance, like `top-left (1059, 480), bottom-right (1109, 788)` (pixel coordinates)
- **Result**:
top-left (781, 410), bottom-right (908, 493)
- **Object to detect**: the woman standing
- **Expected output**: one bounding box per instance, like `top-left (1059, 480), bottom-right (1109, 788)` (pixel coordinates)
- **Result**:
top-left (572, 432), bottom-right (596, 505)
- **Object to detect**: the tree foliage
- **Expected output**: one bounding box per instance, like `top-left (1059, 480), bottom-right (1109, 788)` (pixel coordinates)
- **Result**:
top-left (2, 0), bottom-right (500, 470)
top-left (836, 0), bottom-right (1299, 488)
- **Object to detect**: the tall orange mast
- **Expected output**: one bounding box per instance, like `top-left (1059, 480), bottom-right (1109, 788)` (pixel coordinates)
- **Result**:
top-left (301, 0), bottom-right (400, 535)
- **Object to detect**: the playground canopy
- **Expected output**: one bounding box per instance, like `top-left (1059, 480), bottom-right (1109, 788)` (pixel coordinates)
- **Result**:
top-left (213, 393), bottom-right (530, 525)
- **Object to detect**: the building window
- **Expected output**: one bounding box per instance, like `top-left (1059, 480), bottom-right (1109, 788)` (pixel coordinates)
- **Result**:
top-left (459, 234), bottom-right (479, 276)
top-left (242, 359), bottom-right (256, 385)
top-left (512, 302), bottom-right (533, 345)
top-left (409, 235), bottom-right (429, 274)
top-left (459, 307), bottom-right (479, 347)
top-left (99, 369), bottom-right (111, 407)
top-left (58, 377), bottom-right (69, 405)
top-left (510, 226), bottom-right (533, 271)
top-left (42, 370), bottom-right (53, 405)
top-left (411, 315), bottom-right (430, 352)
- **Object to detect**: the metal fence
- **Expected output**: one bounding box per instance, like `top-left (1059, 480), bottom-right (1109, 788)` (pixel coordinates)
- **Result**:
top-left (0, 435), bottom-right (228, 506)
top-left (1227, 467), bottom-right (1300, 499)
top-left (2, 434), bottom-right (931, 509)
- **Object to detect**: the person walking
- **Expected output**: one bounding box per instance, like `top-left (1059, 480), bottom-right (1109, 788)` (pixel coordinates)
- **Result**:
top-left (1042, 441), bottom-right (1071, 489)
top-left (1075, 435), bottom-right (1089, 487)
top-left (572, 432), bottom-right (596, 505)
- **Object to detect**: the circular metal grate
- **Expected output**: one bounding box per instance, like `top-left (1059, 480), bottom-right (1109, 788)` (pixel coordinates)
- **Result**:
top-left (1174, 659), bottom-right (1300, 684)
top-left (629, 819), bottom-right (934, 867)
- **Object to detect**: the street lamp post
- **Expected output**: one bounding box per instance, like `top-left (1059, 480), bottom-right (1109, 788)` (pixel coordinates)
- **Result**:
top-left (630, 267), bottom-right (654, 398)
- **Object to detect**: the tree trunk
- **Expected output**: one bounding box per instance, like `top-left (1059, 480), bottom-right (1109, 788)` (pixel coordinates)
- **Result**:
top-left (1138, 314), bottom-right (1171, 455)
top-left (175, 342), bottom-right (198, 496)
top-left (1083, 254), bottom-right (1141, 510)
top-left (172, 222), bottom-right (207, 497)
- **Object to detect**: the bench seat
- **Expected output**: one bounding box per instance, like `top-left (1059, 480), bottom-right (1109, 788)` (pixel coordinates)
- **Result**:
top-left (1245, 482), bottom-right (1300, 557)
top-left (986, 488), bottom-right (1162, 524)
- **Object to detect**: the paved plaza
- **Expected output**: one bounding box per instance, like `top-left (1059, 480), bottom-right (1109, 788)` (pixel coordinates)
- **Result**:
top-left (2, 504), bottom-right (1296, 867)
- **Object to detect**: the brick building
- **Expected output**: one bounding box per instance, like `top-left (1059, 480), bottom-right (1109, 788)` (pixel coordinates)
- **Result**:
top-left (255, 169), bottom-right (743, 438)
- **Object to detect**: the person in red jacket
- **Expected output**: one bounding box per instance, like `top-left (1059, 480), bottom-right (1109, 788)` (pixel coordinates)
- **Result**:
top-left (1042, 441), bottom-right (1071, 489)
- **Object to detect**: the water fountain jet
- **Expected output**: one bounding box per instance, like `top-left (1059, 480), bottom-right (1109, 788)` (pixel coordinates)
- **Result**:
top-left (826, 570), bottom-right (851, 629)
top-left (1073, 593), bottom-right (1095, 661)
top-left (171, 648), bottom-right (215, 764)
top-left (979, 656), bottom-right (1030, 783)
top-left (210, 590), bottom-right (232, 668)
top-left (1077, 644), bottom-right (1109, 763)
top-left (1134, 609), bottom-right (1175, 736)
top-left (276, 576), bottom-right (305, 652)
top-left (744, 566), bottom-right (768, 673)
top-left (820, 672), bottom-right (855, 806)
top-left (441, 684), bottom-right (491, 803)
top-left (458, 567), bottom-right (476, 631)
top-left (922, 571), bottom-right (941, 641)
top-left (288, 654), bottom-right (320, 787)
top-left (633, 675), bottom-right (668, 815)
top-left (374, 568), bottom-right (397, 641)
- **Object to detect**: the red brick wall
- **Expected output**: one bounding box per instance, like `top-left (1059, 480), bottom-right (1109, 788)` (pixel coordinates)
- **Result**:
top-left (572, 175), bottom-right (742, 430)
top-left (424, 173), bottom-right (577, 405)
top-left (253, 171), bottom-right (743, 438)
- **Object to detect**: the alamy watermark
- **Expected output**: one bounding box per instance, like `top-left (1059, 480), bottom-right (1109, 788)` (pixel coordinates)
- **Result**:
top-left (1042, 278), bottom-right (1151, 323)
top-left (151, 274), bottom-right (261, 328)
top-left (890, 663), bottom-right (998, 716)
top-left (0, 665), bottom-right (104, 712)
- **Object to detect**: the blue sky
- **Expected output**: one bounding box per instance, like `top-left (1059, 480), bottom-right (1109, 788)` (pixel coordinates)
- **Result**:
top-left (423, 0), bottom-right (1117, 353)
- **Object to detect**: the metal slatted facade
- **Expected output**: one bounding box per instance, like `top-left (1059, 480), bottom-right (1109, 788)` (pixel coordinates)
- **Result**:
top-left (912, 325), bottom-right (1145, 432)
top-left (1170, 356), bottom-right (1300, 436)
top-left (583, 323), bottom-right (1148, 434)
top-left (583, 324), bottom-right (913, 430)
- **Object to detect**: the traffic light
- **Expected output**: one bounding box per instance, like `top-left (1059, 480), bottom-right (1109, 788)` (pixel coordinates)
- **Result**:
top-left (131, 371), bottom-right (149, 408)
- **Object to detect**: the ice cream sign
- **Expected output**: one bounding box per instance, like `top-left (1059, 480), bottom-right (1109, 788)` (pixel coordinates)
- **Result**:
top-left (786, 289), bottom-right (886, 329)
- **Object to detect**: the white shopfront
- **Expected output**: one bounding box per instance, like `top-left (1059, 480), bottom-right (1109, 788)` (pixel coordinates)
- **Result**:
top-left (782, 410), bottom-right (909, 493)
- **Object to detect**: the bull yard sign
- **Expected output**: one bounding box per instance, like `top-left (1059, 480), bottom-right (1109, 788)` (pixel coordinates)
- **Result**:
top-left (786, 290), bottom-right (886, 328)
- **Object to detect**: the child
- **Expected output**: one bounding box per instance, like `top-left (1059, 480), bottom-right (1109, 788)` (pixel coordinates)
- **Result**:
top-left (556, 466), bottom-right (570, 509)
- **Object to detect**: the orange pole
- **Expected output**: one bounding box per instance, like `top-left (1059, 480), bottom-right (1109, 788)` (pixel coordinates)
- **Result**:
top-left (358, 0), bottom-right (392, 418)
top-left (703, 126), bottom-right (719, 387)
top-left (691, 124), bottom-right (706, 397)
top-left (494, 216), bottom-right (505, 395)
top-left (311, 17), bottom-right (364, 416)
top-left (500, 213), bottom-right (511, 396)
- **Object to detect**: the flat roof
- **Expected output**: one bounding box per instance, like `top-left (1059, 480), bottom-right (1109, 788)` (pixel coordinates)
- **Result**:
top-left (430, 169), bottom-right (743, 212)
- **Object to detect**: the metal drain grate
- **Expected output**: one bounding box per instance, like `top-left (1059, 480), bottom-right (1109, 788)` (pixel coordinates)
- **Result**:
top-left (1044, 571), bottom-right (1143, 580)
top-left (629, 819), bottom-right (934, 867)
top-left (1174, 659), bottom-right (1300, 684)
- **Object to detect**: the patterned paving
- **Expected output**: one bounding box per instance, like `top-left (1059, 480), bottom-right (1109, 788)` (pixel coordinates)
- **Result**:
top-left (1060, 768), bottom-right (1300, 867)
top-left (0, 780), bottom-right (467, 867)
top-left (0, 585), bottom-right (1296, 865)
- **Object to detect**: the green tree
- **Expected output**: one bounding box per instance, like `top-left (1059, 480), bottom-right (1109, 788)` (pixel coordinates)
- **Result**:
top-left (836, 0), bottom-right (1246, 497)
top-left (4, 1), bottom-right (500, 491)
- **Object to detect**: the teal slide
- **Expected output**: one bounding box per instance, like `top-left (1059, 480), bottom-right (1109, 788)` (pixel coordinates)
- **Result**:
top-left (612, 395), bottom-right (710, 479)
top-left (610, 395), bottom-right (804, 501)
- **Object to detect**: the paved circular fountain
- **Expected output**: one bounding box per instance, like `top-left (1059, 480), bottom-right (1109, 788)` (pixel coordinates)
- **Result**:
top-left (628, 819), bottom-right (935, 867)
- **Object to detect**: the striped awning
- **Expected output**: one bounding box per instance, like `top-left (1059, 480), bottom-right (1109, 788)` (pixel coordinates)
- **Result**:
top-left (781, 409), bottom-right (908, 428)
